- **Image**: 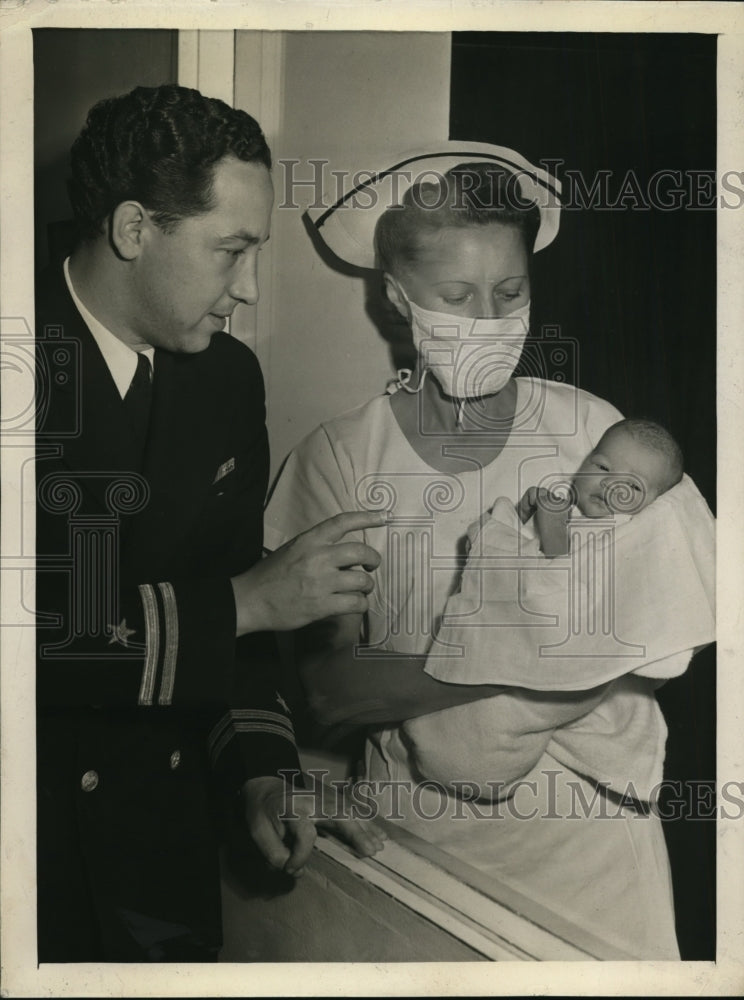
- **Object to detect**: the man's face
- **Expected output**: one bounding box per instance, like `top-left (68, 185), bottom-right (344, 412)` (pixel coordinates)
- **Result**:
top-left (130, 156), bottom-right (273, 353)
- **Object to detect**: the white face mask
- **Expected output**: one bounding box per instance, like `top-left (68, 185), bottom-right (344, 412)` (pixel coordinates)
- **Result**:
top-left (403, 295), bottom-right (530, 400)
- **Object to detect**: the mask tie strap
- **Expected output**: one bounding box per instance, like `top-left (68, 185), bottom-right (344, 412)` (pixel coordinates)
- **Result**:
top-left (386, 368), bottom-right (428, 395)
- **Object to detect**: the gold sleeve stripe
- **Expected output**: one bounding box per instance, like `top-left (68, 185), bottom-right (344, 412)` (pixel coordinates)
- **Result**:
top-left (208, 720), bottom-right (298, 765)
top-left (229, 709), bottom-right (295, 732)
top-left (207, 709), bottom-right (294, 757)
top-left (137, 584), bottom-right (159, 706)
top-left (208, 710), bottom-right (248, 764)
top-left (231, 721), bottom-right (297, 742)
top-left (157, 581), bottom-right (178, 706)
top-left (209, 727), bottom-right (235, 765)
top-left (208, 712), bottom-right (231, 754)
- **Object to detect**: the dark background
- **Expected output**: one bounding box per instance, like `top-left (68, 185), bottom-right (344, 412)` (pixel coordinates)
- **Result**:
top-left (34, 29), bottom-right (178, 275)
top-left (451, 31), bottom-right (716, 960)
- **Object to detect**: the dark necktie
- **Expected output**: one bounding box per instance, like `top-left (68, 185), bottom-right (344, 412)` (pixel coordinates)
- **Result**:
top-left (123, 352), bottom-right (153, 454)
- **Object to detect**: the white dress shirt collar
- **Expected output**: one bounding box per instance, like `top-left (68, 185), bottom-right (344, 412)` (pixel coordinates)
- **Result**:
top-left (63, 257), bottom-right (154, 399)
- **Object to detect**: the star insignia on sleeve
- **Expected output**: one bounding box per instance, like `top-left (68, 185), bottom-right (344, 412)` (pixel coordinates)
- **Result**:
top-left (108, 618), bottom-right (136, 647)
top-left (275, 692), bottom-right (291, 714)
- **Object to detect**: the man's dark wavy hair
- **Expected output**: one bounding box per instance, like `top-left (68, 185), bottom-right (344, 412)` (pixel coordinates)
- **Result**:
top-left (68, 84), bottom-right (271, 241)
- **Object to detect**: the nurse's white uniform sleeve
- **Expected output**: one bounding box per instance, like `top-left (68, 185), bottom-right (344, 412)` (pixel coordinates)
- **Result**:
top-left (264, 425), bottom-right (355, 553)
top-left (426, 475), bottom-right (715, 690)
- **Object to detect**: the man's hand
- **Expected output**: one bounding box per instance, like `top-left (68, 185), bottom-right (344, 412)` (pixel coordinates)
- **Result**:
top-left (231, 510), bottom-right (388, 636)
top-left (242, 775), bottom-right (386, 878)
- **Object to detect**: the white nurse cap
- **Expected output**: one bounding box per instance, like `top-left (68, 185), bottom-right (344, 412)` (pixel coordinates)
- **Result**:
top-left (305, 140), bottom-right (562, 270)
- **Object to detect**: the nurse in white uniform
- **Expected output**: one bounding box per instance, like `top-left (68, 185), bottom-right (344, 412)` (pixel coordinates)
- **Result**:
top-left (266, 143), bottom-right (714, 960)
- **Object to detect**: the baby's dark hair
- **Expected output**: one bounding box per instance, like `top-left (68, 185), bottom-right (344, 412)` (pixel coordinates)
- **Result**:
top-left (374, 161), bottom-right (541, 275)
top-left (69, 84), bottom-right (271, 241)
top-left (608, 419), bottom-right (684, 494)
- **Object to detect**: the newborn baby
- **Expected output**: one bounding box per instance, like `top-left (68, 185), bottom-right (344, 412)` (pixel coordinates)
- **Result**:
top-left (401, 418), bottom-right (715, 800)
top-left (518, 418), bottom-right (684, 557)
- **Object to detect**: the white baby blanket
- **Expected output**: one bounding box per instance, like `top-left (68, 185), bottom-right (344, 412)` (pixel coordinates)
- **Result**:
top-left (424, 474), bottom-right (715, 690)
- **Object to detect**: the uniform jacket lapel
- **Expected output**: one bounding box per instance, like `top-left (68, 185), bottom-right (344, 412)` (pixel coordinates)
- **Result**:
top-left (123, 348), bottom-right (224, 578)
top-left (37, 266), bottom-right (144, 514)
top-left (37, 265), bottom-right (221, 583)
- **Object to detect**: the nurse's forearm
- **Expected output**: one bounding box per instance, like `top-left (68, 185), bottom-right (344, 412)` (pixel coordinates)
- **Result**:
top-left (301, 646), bottom-right (504, 726)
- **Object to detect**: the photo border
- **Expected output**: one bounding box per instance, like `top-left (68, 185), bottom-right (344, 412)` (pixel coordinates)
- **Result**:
top-left (1, 1), bottom-right (742, 995)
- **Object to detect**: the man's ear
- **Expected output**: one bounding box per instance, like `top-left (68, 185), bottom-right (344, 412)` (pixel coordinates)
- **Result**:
top-left (110, 201), bottom-right (149, 260)
top-left (383, 274), bottom-right (411, 322)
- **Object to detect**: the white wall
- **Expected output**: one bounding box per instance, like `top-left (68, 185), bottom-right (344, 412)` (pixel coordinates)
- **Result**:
top-left (234, 31), bottom-right (452, 480)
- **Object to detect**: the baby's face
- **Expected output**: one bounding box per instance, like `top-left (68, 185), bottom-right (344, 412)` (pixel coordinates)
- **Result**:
top-left (573, 429), bottom-right (668, 518)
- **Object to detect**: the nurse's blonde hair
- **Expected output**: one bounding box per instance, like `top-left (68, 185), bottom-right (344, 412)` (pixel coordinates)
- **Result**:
top-left (375, 161), bottom-right (541, 275)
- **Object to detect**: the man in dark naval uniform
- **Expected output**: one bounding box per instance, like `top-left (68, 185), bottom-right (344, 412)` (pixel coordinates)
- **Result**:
top-left (35, 84), bottom-right (385, 963)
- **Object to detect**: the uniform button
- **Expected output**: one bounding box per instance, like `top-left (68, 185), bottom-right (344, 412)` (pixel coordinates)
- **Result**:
top-left (169, 750), bottom-right (181, 770)
top-left (80, 770), bottom-right (99, 792)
